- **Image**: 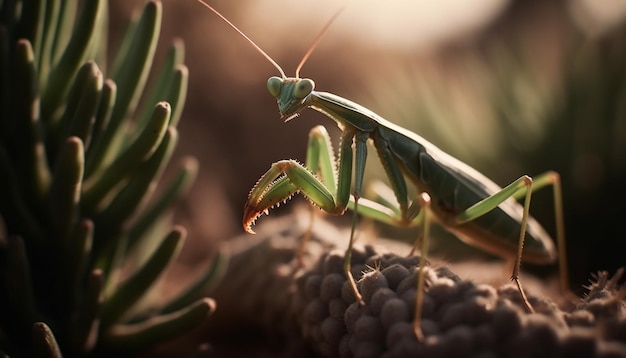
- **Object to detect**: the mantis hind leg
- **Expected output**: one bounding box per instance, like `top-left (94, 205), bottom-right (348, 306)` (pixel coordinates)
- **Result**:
top-left (362, 172), bottom-right (569, 340)
top-left (412, 193), bottom-right (432, 341)
top-left (454, 172), bottom-right (567, 312)
top-left (450, 175), bottom-right (537, 313)
top-left (512, 171), bottom-right (568, 294)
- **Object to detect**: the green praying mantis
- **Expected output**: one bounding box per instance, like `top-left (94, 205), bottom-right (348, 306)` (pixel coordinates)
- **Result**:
top-left (197, 0), bottom-right (569, 340)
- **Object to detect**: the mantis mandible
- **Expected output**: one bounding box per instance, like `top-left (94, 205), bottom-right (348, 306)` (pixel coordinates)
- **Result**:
top-left (196, 0), bottom-right (568, 340)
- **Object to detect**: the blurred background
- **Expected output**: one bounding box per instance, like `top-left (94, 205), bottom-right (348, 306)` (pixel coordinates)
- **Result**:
top-left (110, 0), bottom-right (625, 294)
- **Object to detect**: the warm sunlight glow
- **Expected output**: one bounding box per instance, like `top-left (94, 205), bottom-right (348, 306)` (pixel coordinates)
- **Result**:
top-left (243, 0), bottom-right (509, 50)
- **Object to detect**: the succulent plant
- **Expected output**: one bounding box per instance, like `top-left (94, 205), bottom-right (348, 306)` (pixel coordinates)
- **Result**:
top-left (0, 0), bottom-right (222, 356)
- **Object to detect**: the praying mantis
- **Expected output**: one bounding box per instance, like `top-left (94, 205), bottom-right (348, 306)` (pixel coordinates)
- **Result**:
top-left (196, 0), bottom-right (568, 340)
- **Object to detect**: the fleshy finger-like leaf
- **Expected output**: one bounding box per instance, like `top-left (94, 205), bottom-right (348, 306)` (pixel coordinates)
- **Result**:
top-left (48, 136), bottom-right (84, 242)
top-left (127, 156), bottom-right (197, 251)
top-left (94, 127), bottom-right (178, 234)
top-left (100, 227), bottom-right (185, 327)
top-left (84, 79), bottom-right (117, 177)
top-left (32, 322), bottom-right (62, 358)
top-left (102, 298), bottom-right (215, 352)
top-left (97, 1), bottom-right (161, 170)
top-left (48, 61), bottom-right (102, 162)
top-left (134, 39), bottom-right (184, 130)
top-left (41, 0), bottom-right (105, 121)
top-left (11, 39), bottom-right (50, 211)
top-left (81, 102), bottom-right (171, 213)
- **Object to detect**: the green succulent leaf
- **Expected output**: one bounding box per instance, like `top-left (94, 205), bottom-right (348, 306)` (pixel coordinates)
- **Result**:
top-left (49, 0), bottom-right (77, 64)
top-left (70, 269), bottom-right (103, 354)
top-left (32, 322), bottom-right (62, 358)
top-left (94, 127), bottom-right (178, 235)
top-left (36, 0), bottom-right (60, 88)
top-left (41, 0), bottom-right (105, 121)
top-left (165, 64), bottom-right (189, 127)
top-left (100, 226), bottom-right (185, 327)
top-left (85, 0), bottom-right (108, 72)
top-left (48, 137), bottom-right (84, 241)
top-left (160, 251), bottom-right (227, 315)
top-left (55, 218), bottom-right (93, 319)
top-left (100, 1), bottom-right (162, 169)
top-left (127, 156), bottom-right (198, 251)
top-left (81, 102), bottom-right (171, 213)
top-left (48, 61), bottom-right (103, 161)
top-left (102, 298), bottom-right (215, 352)
top-left (107, 3), bottom-right (139, 78)
top-left (84, 79), bottom-right (117, 178)
top-left (134, 39), bottom-right (185, 130)
top-left (11, 38), bottom-right (50, 210)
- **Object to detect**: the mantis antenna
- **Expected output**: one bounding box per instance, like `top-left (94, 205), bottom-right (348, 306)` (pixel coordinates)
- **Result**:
top-left (196, 0), bottom-right (343, 79)
top-left (196, 0), bottom-right (286, 78)
top-left (295, 8), bottom-right (344, 78)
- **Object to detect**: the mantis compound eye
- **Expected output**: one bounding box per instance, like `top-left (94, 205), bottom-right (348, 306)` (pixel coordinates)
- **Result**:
top-left (267, 76), bottom-right (282, 97)
top-left (294, 78), bottom-right (315, 99)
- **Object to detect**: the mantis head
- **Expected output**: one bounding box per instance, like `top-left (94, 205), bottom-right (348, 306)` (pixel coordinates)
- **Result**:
top-left (267, 77), bottom-right (315, 122)
top-left (196, 0), bottom-right (339, 118)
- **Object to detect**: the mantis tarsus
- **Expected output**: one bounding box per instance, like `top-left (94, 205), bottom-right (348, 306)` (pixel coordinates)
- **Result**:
top-left (197, 0), bottom-right (568, 340)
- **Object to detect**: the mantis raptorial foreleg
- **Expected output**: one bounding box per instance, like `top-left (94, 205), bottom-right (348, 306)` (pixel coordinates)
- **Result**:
top-left (245, 125), bottom-right (364, 304)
